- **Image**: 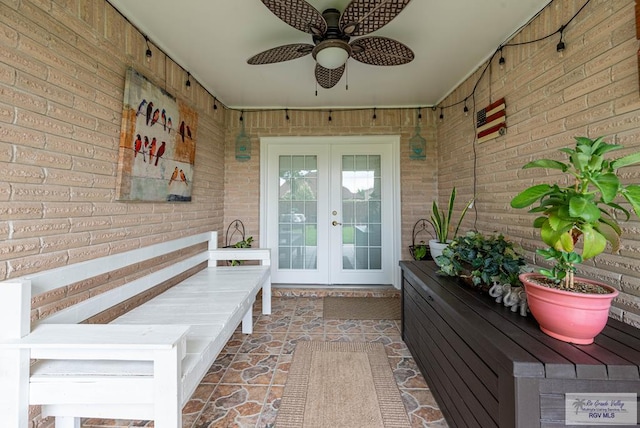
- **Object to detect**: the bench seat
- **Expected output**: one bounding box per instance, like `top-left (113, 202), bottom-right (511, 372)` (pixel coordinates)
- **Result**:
top-left (0, 231), bottom-right (271, 428)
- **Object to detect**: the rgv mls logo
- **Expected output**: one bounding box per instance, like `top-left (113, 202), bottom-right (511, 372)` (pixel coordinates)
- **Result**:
top-left (566, 393), bottom-right (637, 425)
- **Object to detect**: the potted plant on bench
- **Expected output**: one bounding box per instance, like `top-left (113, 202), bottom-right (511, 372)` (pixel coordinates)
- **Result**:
top-left (510, 136), bottom-right (640, 344)
top-left (230, 235), bottom-right (253, 265)
top-left (224, 219), bottom-right (253, 265)
top-left (436, 231), bottom-right (526, 291)
top-left (409, 218), bottom-right (435, 261)
top-left (429, 187), bottom-right (474, 262)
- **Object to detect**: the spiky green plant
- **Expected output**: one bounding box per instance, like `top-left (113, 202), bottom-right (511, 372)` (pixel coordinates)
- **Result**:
top-left (430, 187), bottom-right (474, 243)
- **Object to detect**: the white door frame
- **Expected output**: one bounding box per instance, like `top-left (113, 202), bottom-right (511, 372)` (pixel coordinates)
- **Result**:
top-left (259, 135), bottom-right (402, 288)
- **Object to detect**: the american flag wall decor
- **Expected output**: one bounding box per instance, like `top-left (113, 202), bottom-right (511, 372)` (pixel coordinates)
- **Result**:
top-left (476, 97), bottom-right (506, 143)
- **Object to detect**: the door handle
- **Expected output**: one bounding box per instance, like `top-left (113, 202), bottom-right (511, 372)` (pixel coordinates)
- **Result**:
top-left (332, 220), bottom-right (342, 226)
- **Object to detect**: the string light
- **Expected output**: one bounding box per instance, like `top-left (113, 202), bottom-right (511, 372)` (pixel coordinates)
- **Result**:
top-left (463, 99), bottom-right (469, 116)
top-left (239, 110), bottom-right (244, 122)
top-left (285, 109), bottom-right (290, 121)
top-left (434, 0), bottom-right (589, 119)
top-left (372, 108), bottom-right (377, 120)
top-left (120, 0), bottom-right (589, 137)
top-left (212, 105), bottom-right (446, 118)
top-left (144, 35), bottom-right (152, 61)
top-left (556, 25), bottom-right (566, 57)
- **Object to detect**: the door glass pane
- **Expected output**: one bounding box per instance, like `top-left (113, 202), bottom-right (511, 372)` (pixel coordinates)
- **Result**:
top-left (341, 154), bottom-right (382, 271)
top-left (278, 155), bottom-right (317, 270)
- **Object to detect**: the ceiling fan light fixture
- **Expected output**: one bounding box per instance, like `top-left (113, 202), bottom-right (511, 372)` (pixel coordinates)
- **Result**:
top-left (313, 40), bottom-right (351, 69)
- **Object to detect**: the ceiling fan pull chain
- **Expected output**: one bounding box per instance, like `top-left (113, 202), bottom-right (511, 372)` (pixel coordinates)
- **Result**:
top-left (345, 61), bottom-right (349, 91)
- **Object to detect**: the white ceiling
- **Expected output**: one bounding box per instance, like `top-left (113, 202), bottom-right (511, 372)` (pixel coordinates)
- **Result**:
top-left (107, 0), bottom-right (551, 109)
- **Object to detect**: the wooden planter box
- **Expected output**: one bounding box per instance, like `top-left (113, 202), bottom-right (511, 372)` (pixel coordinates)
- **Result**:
top-left (400, 260), bottom-right (640, 428)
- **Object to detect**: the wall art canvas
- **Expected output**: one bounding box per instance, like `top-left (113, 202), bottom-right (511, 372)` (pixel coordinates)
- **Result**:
top-left (116, 67), bottom-right (198, 202)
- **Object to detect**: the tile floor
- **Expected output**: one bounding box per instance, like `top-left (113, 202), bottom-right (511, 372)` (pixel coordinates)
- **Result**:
top-left (82, 292), bottom-right (448, 428)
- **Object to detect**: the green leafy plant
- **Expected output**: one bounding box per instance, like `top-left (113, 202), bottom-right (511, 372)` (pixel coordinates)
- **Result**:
top-left (410, 242), bottom-right (429, 260)
top-left (409, 219), bottom-right (435, 261)
top-left (510, 136), bottom-right (640, 290)
top-left (230, 236), bottom-right (253, 266)
top-left (436, 231), bottom-right (526, 287)
top-left (430, 187), bottom-right (474, 243)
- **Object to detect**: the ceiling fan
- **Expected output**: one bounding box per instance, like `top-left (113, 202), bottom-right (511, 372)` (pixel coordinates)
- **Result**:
top-left (247, 0), bottom-right (415, 89)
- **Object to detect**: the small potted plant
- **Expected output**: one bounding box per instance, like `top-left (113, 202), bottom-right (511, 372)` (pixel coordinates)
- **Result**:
top-left (436, 231), bottom-right (526, 290)
top-left (410, 242), bottom-right (430, 261)
top-left (429, 187), bottom-right (474, 261)
top-left (223, 219), bottom-right (253, 266)
top-left (510, 136), bottom-right (640, 344)
top-left (229, 236), bottom-right (253, 266)
top-left (409, 218), bottom-right (435, 261)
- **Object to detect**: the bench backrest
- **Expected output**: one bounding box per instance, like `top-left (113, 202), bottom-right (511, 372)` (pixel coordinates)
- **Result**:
top-left (0, 231), bottom-right (270, 342)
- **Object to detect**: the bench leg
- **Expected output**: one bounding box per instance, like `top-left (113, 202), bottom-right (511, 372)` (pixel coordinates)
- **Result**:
top-left (55, 416), bottom-right (80, 428)
top-left (153, 348), bottom-right (182, 428)
top-left (0, 349), bottom-right (30, 428)
top-left (262, 280), bottom-right (271, 315)
top-left (242, 307), bottom-right (253, 334)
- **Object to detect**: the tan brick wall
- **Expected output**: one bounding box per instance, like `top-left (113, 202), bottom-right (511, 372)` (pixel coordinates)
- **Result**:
top-left (436, 0), bottom-right (640, 326)
top-left (0, 0), bottom-right (227, 419)
top-left (0, 0), bottom-right (226, 279)
top-left (0, 0), bottom-right (226, 425)
top-left (223, 108), bottom-right (438, 260)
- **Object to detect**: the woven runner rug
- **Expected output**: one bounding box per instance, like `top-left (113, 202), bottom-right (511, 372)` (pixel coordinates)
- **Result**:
top-left (323, 297), bottom-right (401, 320)
top-left (275, 341), bottom-right (411, 428)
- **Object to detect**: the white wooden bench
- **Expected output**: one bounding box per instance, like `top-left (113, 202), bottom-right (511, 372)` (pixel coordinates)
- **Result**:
top-left (0, 231), bottom-right (271, 428)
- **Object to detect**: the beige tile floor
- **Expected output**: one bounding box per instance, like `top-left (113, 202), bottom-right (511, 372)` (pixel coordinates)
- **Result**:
top-left (82, 293), bottom-right (448, 428)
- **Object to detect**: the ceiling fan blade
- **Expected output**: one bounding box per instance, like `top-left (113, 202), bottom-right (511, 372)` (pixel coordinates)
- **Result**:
top-left (339, 0), bottom-right (412, 36)
top-left (350, 37), bottom-right (414, 66)
top-left (260, 0), bottom-right (327, 35)
top-left (315, 64), bottom-right (345, 89)
top-left (247, 43), bottom-right (314, 65)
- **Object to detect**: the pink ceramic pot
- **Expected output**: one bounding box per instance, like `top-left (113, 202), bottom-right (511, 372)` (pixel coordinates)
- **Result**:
top-left (519, 273), bottom-right (619, 345)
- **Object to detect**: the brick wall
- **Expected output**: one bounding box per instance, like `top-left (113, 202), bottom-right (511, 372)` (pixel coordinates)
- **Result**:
top-left (223, 108), bottom-right (438, 260)
top-left (0, 0), bottom-right (226, 282)
top-left (1, 0), bottom-right (226, 425)
top-left (436, 0), bottom-right (640, 326)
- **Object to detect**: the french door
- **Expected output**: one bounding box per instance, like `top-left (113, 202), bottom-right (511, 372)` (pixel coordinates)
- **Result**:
top-left (260, 136), bottom-right (400, 286)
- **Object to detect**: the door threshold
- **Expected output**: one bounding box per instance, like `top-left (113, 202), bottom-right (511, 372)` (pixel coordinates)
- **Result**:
top-left (273, 284), bottom-right (393, 289)
top-left (271, 284), bottom-right (399, 298)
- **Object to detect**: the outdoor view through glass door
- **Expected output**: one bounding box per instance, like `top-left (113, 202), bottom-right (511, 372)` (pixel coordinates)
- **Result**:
top-left (262, 136), bottom-right (399, 286)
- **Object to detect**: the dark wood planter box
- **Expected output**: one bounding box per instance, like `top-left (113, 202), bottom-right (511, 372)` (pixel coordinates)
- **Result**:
top-left (400, 260), bottom-right (640, 428)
